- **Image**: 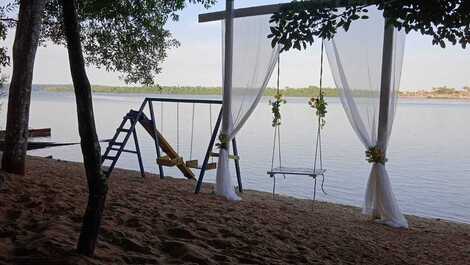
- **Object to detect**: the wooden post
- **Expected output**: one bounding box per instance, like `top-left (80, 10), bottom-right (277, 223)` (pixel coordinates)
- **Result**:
top-left (221, 0), bottom-right (234, 145)
top-left (377, 20), bottom-right (394, 153)
top-left (214, 0), bottom-right (235, 194)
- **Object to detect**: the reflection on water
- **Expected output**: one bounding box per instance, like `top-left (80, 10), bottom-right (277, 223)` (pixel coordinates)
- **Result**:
top-left (1, 91), bottom-right (469, 223)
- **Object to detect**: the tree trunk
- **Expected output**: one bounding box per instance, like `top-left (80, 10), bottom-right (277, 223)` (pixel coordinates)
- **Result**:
top-left (61, 0), bottom-right (107, 256)
top-left (1, 0), bottom-right (46, 175)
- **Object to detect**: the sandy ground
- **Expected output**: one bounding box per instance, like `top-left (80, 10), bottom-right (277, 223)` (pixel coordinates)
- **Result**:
top-left (0, 156), bottom-right (469, 265)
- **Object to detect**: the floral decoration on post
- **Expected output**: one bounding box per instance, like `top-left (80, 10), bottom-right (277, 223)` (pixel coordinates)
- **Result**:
top-left (365, 146), bottom-right (387, 164)
top-left (215, 133), bottom-right (230, 150)
top-left (308, 91), bottom-right (327, 128)
top-left (269, 92), bottom-right (286, 127)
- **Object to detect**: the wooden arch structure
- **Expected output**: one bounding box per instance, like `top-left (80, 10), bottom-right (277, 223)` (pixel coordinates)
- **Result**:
top-left (198, 0), bottom-right (394, 192)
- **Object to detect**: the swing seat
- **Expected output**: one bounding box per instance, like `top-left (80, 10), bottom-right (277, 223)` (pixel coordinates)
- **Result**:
top-left (267, 167), bottom-right (326, 178)
top-left (185, 159), bottom-right (199, 168)
top-left (186, 160), bottom-right (217, 170)
top-left (210, 152), bottom-right (239, 160)
top-left (205, 162), bottom-right (217, 170)
top-left (267, 167), bottom-right (327, 201)
top-left (157, 155), bottom-right (183, 167)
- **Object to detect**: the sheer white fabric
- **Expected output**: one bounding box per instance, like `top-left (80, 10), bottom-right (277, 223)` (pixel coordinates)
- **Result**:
top-left (217, 15), bottom-right (279, 200)
top-left (325, 8), bottom-right (408, 228)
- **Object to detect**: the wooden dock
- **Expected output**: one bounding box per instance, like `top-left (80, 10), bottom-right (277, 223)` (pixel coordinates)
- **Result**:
top-left (0, 141), bottom-right (78, 151)
top-left (0, 128), bottom-right (51, 139)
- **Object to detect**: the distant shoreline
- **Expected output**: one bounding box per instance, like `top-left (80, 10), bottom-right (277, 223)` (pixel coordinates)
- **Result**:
top-left (400, 95), bottom-right (470, 100)
top-left (39, 85), bottom-right (470, 100)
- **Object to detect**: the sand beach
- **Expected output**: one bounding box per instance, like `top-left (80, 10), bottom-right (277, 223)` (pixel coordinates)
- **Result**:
top-left (1, 156), bottom-right (469, 264)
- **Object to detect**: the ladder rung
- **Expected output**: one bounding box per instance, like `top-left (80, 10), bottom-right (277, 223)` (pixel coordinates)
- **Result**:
top-left (118, 128), bottom-right (131, 133)
top-left (122, 149), bottom-right (137, 154)
top-left (110, 147), bottom-right (137, 154)
top-left (102, 155), bottom-right (116, 160)
top-left (112, 142), bottom-right (124, 146)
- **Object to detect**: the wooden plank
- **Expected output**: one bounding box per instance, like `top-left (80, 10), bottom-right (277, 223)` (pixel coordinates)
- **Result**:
top-left (267, 167), bottom-right (326, 177)
top-left (132, 111), bottom-right (195, 180)
top-left (206, 162), bottom-right (217, 170)
top-left (157, 156), bottom-right (179, 167)
top-left (199, 0), bottom-right (377, 23)
top-left (0, 128), bottom-right (51, 139)
top-left (0, 140), bottom-right (77, 151)
top-left (185, 160), bottom-right (199, 168)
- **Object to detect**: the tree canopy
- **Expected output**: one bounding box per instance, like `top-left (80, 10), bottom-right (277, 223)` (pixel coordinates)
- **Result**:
top-left (1, 0), bottom-right (216, 86)
top-left (269, 0), bottom-right (470, 52)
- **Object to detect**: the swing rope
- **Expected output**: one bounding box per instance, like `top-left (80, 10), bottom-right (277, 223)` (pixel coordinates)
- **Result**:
top-left (314, 42), bottom-right (325, 172)
top-left (160, 102), bottom-right (164, 133)
top-left (271, 53), bottom-right (283, 172)
top-left (268, 43), bottom-right (327, 199)
top-left (189, 103), bottom-right (195, 161)
top-left (176, 102), bottom-right (180, 154)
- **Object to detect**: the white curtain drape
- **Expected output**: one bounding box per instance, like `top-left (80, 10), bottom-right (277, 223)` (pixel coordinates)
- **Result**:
top-left (325, 8), bottom-right (408, 228)
top-left (216, 15), bottom-right (280, 200)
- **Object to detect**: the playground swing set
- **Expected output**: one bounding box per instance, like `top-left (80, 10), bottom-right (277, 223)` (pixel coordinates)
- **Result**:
top-left (100, 4), bottom-right (330, 200)
top-left (100, 97), bottom-right (243, 194)
top-left (100, 46), bottom-right (327, 200)
top-left (101, 77), bottom-right (326, 200)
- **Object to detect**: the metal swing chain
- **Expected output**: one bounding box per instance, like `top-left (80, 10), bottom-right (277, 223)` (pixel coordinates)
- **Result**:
top-left (314, 41), bottom-right (327, 195)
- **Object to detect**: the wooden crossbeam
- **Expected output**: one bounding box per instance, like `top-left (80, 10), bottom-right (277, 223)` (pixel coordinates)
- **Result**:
top-left (199, 0), bottom-right (377, 23)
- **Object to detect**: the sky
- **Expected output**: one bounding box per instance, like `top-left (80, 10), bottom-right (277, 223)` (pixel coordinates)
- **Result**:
top-left (2, 0), bottom-right (470, 90)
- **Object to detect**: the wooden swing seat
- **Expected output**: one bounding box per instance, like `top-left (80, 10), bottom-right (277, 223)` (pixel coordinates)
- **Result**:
top-left (185, 159), bottom-right (217, 170)
top-left (267, 167), bottom-right (326, 178)
top-left (157, 155), bottom-right (183, 167)
top-left (267, 167), bottom-right (327, 201)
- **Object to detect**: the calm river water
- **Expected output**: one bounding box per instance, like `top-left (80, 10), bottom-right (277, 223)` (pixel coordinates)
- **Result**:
top-left (1, 91), bottom-right (469, 223)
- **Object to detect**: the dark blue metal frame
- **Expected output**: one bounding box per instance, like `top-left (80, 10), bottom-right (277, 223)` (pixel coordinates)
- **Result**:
top-left (111, 97), bottom-right (243, 193)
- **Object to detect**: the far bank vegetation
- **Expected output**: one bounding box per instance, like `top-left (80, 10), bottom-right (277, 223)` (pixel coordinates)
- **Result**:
top-left (41, 84), bottom-right (470, 99)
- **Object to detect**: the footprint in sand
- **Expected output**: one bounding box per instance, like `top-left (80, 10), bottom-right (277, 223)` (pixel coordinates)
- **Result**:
top-left (166, 226), bottom-right (198, 240)
top-left (160, 240), bottom-right (216, 265)
top-left (124, 217), bottom-right (142, 228)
